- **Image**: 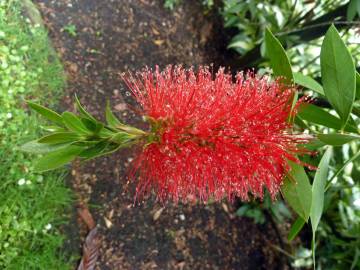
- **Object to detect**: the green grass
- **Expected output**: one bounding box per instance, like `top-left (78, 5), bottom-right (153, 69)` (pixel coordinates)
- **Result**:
top-left (0, 0), bottom-right (73, 269)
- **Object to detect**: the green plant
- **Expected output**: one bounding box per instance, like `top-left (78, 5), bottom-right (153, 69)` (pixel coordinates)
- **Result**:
top-left (164, 0), bottom-right (181, 10)
top-left (63, 24), bottom-right (77, 37)
top-left (236, 192), bottom-right (292, 225)
top-left (164, 0), bottom-right (214, 10)
top-left (264, 25), bottom-right (359, 269)
top-left (0, 0), bottom-right (72, 268)
top-left (223, 0), bottom-right (342, 54)
top-left (222, 0), bottom-right (360, 77)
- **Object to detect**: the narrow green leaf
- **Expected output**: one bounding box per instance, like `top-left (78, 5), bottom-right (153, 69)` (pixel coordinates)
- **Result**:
top-left (81, 118), bottom-right (104, 135)
top-left (99, 127), bottom-right (116, 138)
top-left (317, 133), bottom-right (360, 146)
top-left (293, 72), bottom-right (324, 95)
top-left (281, 161), bottom-right (312, 221)
top-left (294, 115), bottom-right (308, 129)
top-left (38, 132), bottom-right (82, 144)
top-left (27, 101), bottom-right (63, 126)
top-left (310, 147), bottom-right (332, 269)
top-left (264, 28), bottom-right (293, 83)
top-left (289, 91), bottom-right (299, 120)
top-left (19, 140), bottom-right (72, 154)
top-left (105, 101), bottom-right (122, 128)
top-left (320, 25), bottom-right (356, 128)
top-left (288, 217), bottom-right (306, 241)
top-left (298, 104), bottom-right (357, 133)
top-left (34, 145), bottom-right (84, 172)
top-left (81, 117), bottom-right (97, 131)
top-left (75, 94), bottom-right (97, 121)
top-left (79, 143), bottom-right (122, 160)
top-left (110, 132), bottom-right (133, 144)
top-left (356, 72), bottom-right (360, 99)
top-left (302, 139), bottom-right (326, 151)
top-left (78, 141), bottom-right (109, 159)
top-left (62, 112), bottom-right (90, 134)
top-left (310, 148), bottom-right (332, 235)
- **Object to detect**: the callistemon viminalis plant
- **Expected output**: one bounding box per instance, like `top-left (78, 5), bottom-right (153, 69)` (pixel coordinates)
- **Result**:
top-left (22, 66), bottom-right (311, 203)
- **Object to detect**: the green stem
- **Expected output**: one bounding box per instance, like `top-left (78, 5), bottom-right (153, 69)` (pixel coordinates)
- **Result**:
top-left (325, 150), bottom-right (360, 192)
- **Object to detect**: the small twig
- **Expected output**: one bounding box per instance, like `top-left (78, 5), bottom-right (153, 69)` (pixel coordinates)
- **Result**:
top-left (325, 150), bottom-right (360, 192)
top-left (299, 55), bottom-right (320, 73)
top-left (264, 238), bottom-right (297, 260)
top-left (276, 21), bottom-right (360, 38)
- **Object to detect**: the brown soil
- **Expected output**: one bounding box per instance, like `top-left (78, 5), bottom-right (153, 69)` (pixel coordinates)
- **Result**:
top-left (34, 0), bottom-right (287, 269)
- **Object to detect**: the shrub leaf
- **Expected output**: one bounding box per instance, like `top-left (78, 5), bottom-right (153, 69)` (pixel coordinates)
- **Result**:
top-left (27, 101), bottom-right (63, 126)
top-left (293, 72), bottom-right (324, 95)
top-left (317, 133), bottom-right (360, 146)
top-left (320, 25), bottom-right (356, 128)
top-left (34, 145), bottom-right (84, 172)
top-left (281, 161), bottom-right (312, 221)
top-left (264, 28), bottom-right (293, 83)
top-left (62, 112), bottom-right (90, 134)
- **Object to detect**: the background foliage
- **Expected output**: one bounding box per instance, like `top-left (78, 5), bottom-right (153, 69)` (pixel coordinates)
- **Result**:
top-left (0, 1), bottom-right (72, 269)
top-left (255, 19), bottom-right (360, 270)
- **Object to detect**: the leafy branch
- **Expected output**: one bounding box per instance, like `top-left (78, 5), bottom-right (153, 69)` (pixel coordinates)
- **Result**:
top-left (21, 96), bottom-right (147, 172)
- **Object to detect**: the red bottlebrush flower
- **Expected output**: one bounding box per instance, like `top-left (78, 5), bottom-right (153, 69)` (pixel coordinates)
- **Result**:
top-left (123, 66), bottom-right (310, 203)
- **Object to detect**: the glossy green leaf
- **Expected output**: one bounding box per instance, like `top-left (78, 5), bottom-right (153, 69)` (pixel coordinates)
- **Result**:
top-left (310, 147), bottom-right (332, 267)
top-left (347, 0), bottom-right (360, 21)
top-left (293, 72), bottom-right (324, 95)
top-left (27, 101), bottom-right (63, 126)
top-left (302, 139), bottom-right (326, 151)
top-left (19, 140), bottom-right (72, 154)
top-left (281, 161), bottom-right (312, 221)
top-left (81, 118), bottom-right (104, 135)
top-left (310, 148), bottom-right (332, 233)
top-left (34, 145), bottom-right (84, 172)
top-left (264, 28), bottom-right (293, 83)
top-left (79, 142), bottom-right (122, 160)
top-left (317, 133), bottom-right (360, 146)
top-left (294, 115), bottom-right (308, 129)
top-left (75, 94), bottom-right (97, 121)
top-left (105, 101), bottom-right (122, 128)
top-left (320, 25), bottom-right (356, 128)
top-left (99, 127), bottom-right (116, 138)
top-left (79, 141), bottom-right (109, 159)
top-left (62, 112), bottom-right (90, 134)
top-left (288, 217), bottom-right (306, 241)
top-left (81, 117), bottom-right (97, 131)
top-left (38, 132), bottom-right (82, 144)
top-left (298, 104), bottom-right (357, 133)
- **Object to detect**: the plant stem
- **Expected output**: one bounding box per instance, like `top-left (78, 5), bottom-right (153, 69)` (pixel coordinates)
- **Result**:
top-left (325, 150), bottom-right (360, 192)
